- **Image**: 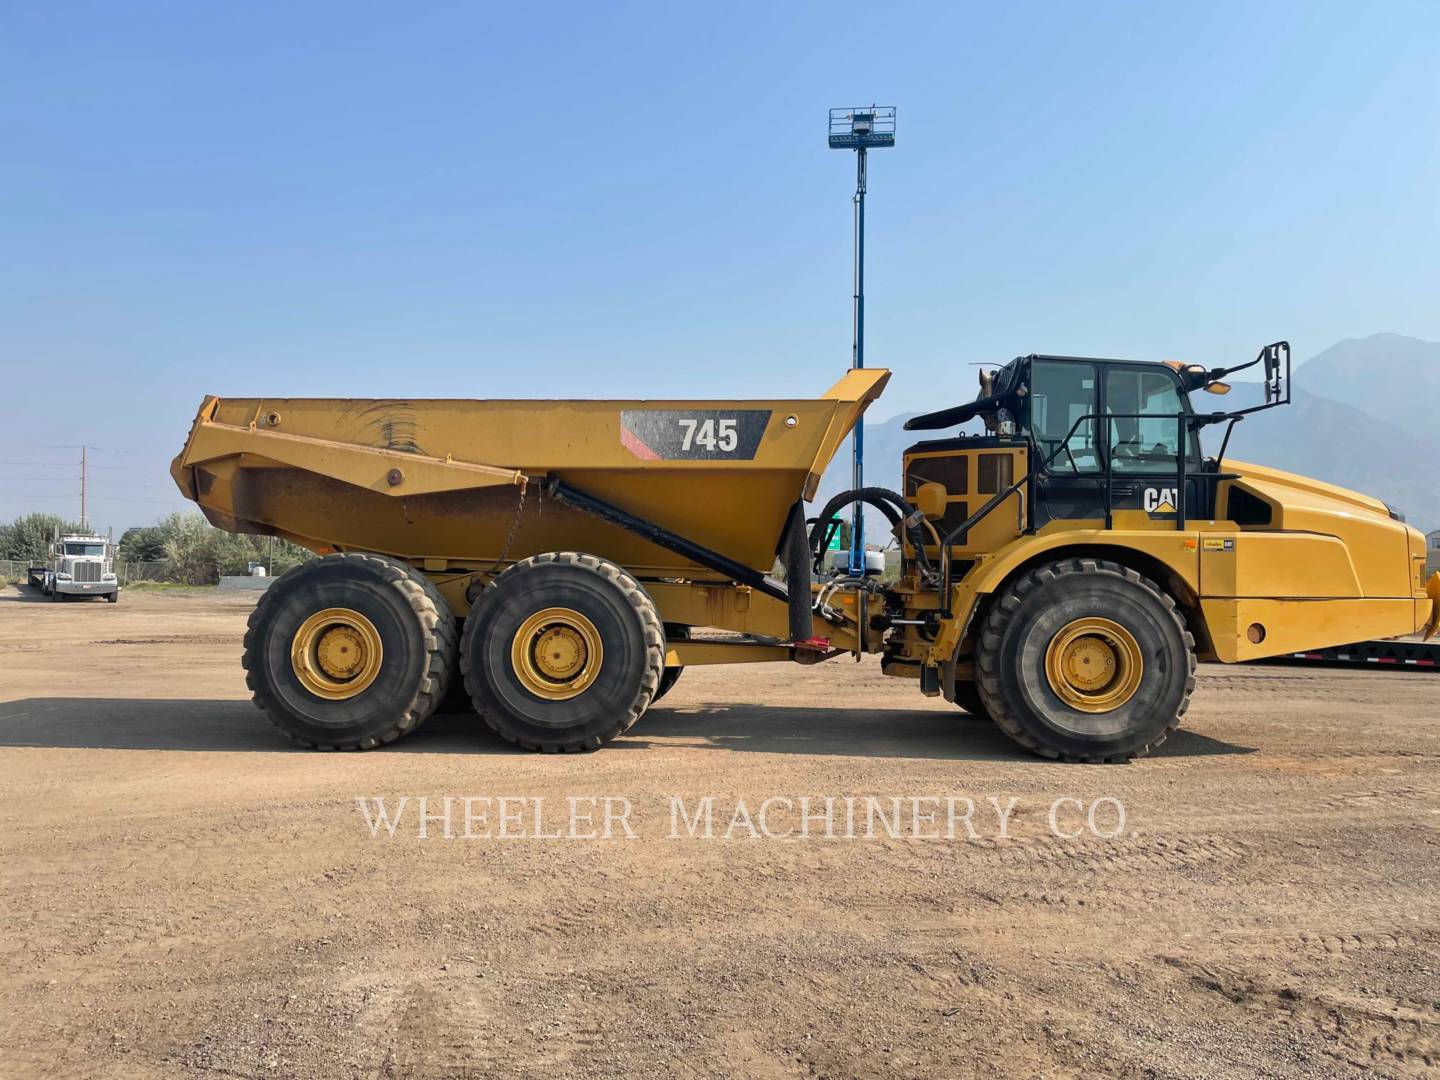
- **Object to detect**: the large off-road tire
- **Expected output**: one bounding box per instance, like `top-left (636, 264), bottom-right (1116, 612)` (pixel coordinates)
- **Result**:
top-left (952, 679), bottom-right (991, 722)
top-left (461, 552), bottom-right (664, 752)
top-left (243, 553), bottom-right (456, 750)
top-left (975, 558), bottom-right (1195, 762)
top-left (652, 624), bottom-right (690, 704)
top-left (435, 619), bottom-right (475, 714)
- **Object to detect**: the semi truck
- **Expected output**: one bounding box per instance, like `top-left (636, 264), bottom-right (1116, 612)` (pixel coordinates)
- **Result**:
top-left (170, 341), bottom-right (1440, 761)
top-left (28, 532), bottom-right (119, 602)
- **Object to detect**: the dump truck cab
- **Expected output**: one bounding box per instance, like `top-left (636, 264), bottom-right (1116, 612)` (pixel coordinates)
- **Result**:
top-left (882, 345), bottom-right (1437, 756)
top-left (902, 352), bottom-right (1220, 537)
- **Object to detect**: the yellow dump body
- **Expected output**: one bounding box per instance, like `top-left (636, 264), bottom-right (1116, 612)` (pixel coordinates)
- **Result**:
top-left (171, 369), bottom-right (889, 578)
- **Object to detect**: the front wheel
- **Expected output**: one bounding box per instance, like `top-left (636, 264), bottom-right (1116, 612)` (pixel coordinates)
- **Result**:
top-left (975, 558), bottom-right (1195, 762)
top-left (461, 552), bottom-right (664, 752)
top-left (952, 679), bottom-right (991, 722)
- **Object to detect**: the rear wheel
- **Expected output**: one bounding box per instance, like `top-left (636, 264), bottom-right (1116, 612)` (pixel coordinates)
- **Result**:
top-left (652, 624), bottom-right (690, 703)
top-left (243, 553), bottom-right (456, 750)
top-left (461, 552), bottom-right (664, 752)
top-left (975, 558), bottom-right (1194, 762)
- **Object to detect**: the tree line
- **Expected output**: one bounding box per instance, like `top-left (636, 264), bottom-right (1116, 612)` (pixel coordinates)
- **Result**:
top-left (0, 511), bottom-right (314, 585)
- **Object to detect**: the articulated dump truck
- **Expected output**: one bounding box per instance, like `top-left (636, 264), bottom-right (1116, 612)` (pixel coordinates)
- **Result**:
top-left (172, 343), bottom-right (1440, 761)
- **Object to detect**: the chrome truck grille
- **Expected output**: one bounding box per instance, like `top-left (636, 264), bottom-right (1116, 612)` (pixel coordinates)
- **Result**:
top-left (73, 561), bottom-right (102, 583)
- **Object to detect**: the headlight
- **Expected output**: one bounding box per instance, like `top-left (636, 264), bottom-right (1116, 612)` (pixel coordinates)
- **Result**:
top-left (56, 572), bottom-right (71, 580)
top-left (102, 573), bottom-right (116, 582)
top-left (1384, 502), bottom-right (1407, 523)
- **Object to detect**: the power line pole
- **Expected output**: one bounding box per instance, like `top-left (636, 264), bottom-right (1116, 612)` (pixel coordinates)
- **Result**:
top-left (80, 445), bottom-right (88, 530)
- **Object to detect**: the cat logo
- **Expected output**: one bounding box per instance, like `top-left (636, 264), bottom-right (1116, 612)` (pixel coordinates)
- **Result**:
top-left (1143, 487), bottom-right (1178, 515)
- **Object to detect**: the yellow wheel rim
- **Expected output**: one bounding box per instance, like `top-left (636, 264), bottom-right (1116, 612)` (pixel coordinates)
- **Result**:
top-left (291, 607), bottom-right (384, 700)
top-left (511, 607), bottom-right (603, 701)
top-left (1044, 617), bottom-right (1144, 713)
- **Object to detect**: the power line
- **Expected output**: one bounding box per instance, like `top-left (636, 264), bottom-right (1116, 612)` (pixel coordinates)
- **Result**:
top-left (0, 493), bottom-right (183, 505)
top-left (1, 444), bottom-right (154, 455)
top-left (0, 461), bottom-right (164, 473)
top-left (85, 446), bottom-right (154, 457)
top-left (1, 478), bottom-right (177, 492)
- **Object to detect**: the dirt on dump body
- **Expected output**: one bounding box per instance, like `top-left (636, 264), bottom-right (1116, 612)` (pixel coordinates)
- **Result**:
top-left (1, 585), bottom-right (1438, 1079)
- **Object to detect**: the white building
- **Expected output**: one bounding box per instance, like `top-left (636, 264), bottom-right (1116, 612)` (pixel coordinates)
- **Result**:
top-left (1428, 529), bottom-right (1440, 576)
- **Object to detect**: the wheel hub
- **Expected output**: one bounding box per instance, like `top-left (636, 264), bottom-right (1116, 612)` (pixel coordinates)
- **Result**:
top-left (511, 607), bottom-right (603, 701)
top-left (1044, 617), bottom-right (1143, 713)
top-left (291, 608), bottom-right (384, 700)
top-left (533, 624), bottom-right (586, 680)
top-left (316, 625), bottom-right (367, 678)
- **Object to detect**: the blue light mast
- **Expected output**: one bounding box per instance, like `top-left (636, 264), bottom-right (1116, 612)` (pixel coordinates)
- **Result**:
top-left (828, 106), bottom-right (895, 575)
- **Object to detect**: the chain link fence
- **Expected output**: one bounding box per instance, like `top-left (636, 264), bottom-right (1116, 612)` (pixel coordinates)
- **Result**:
top-left (118, 561), bottom-right (179, 584)
top-left (0, 559), bottom-right (35, 585)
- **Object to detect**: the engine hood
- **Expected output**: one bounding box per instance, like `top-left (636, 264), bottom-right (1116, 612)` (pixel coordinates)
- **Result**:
top-left (1224, 459), bottom-right (1422, 598)
top-left (1223, 460), bottom-right (1392, 518)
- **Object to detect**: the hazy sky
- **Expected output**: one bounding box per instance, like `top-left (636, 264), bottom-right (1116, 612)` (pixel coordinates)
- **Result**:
top-left (4, 1), bottom-right (1438, 533)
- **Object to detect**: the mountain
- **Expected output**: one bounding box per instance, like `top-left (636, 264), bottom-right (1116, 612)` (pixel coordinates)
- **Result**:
top-left (1204, 385), bottom-right (1440, 531)
top-left (1295, 333), bottom-right (1440, 444)
top-left (813, 335), bottom-right (1440, 536)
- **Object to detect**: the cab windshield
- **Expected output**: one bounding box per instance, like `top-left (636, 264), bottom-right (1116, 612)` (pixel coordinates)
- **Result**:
top-left (1027, 359), bottom-right (1200, 474)
top-left (64, 543), bottom-right (105, 557)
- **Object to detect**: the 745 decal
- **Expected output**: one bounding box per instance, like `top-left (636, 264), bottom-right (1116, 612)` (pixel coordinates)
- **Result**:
top-left (619, 409), bottom-right (771, 461)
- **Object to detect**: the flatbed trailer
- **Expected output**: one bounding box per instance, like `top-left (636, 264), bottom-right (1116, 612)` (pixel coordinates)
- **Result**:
top-left (1270, 639), bottom-right (1440, 670)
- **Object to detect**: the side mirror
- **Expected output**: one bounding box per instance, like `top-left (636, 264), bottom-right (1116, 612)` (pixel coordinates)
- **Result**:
top-left (1203, 381), bottom-right (1232, 396)
top-left (1261, 341), bottom-right (1289, 405)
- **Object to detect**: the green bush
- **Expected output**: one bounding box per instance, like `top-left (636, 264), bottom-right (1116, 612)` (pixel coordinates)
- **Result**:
top-left (0, 513), bottom-right (82, 563)
top-left (6, 509), bottom-right (317, 586)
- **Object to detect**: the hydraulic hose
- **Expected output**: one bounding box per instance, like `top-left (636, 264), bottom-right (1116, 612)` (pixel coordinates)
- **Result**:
top-left (779, 499), bottom-right (814, 643)
top-left (807, 487), bottom-right (937, 581)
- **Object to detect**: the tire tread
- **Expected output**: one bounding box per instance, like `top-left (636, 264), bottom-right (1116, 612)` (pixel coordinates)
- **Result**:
top-left (459, 551), bottom-right (664, 752)
top-left (242, 552), bottom-right (456, 751)
top-left (975, 558), bottom-right (1196, 763)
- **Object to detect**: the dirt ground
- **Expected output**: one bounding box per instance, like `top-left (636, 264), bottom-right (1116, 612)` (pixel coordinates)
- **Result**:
top-left (1, 585), bottom-right (1438, 1079)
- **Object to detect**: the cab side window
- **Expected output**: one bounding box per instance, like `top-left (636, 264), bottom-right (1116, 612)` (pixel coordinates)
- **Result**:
top-left (1029, 360), bottom-right (1100, 473)
top-left (1104, 368), bottom-right (1199, 473)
